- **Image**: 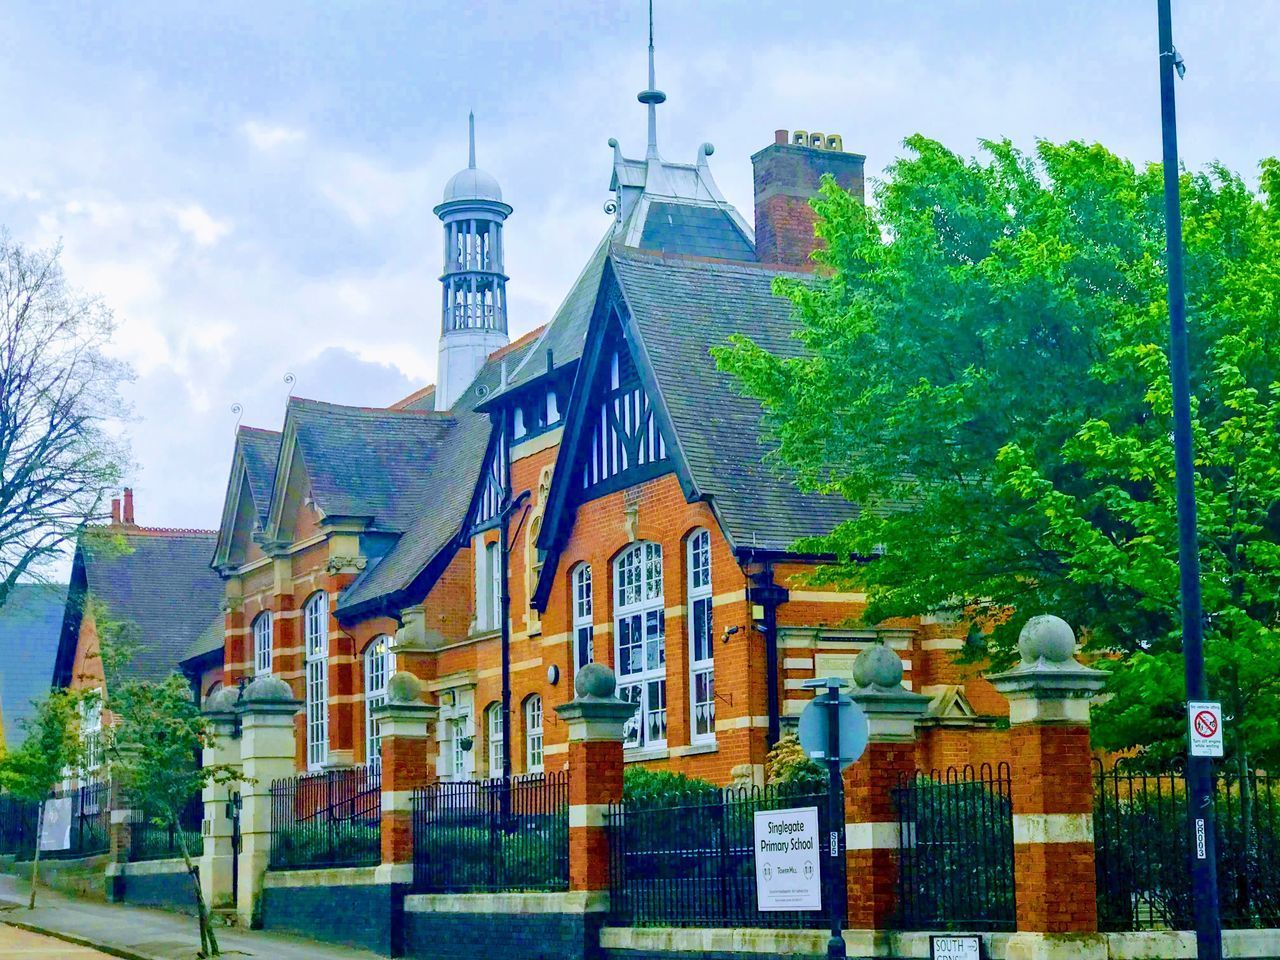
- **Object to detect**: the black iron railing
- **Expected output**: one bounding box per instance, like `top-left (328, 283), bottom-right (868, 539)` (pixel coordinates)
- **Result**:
top-left (39, 782), bottom-right (111, 861)
top-left (412, 772), bottom-right (569, 893)
top-left (607, 783), bottom-right (838, 929)
top-left (891, 762), bottom-right (1016, 932)
top-left (1095, 762), bottom-right (1280, 931)
top-left (0, 795), bottom-right (39, 857)
top-left (269, 766), bottom-right (380, 870)
top-left (129, 793), bottom-right (205, 862)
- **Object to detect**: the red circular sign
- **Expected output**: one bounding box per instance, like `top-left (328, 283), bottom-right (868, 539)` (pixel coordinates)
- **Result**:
top-left (1194, 710), bottom-right (1218, 738)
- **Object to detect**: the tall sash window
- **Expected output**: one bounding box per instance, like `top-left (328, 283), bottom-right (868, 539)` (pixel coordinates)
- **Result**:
top-left (364, 636), bottom-right (392, 769)
top-left (572, 563), bottom-right (594, 675)
top-left (487, 703), bottom-right (504, 779)
top-left (614, 541), bottom-right (666, 749)
top-left (304, 591), bottom-right (329, 770)
top-left (687, 529), bottom-right (715, 744)
top-left (253, 611), bottom-right (273, 676)
top-left (525, 696), bottom-right (544, 773)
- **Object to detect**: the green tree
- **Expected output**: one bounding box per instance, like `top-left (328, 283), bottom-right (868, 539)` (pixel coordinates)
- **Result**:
top-left (715, 136), bottom-right (1280, 770)
top-left (0, 687), bottom-right (93, 908)
top-left (108, 674), bottom-right (241, 958)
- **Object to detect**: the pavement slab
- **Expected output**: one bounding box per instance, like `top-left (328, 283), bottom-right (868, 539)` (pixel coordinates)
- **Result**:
top-left (0, 874), bottom-right (387, 960)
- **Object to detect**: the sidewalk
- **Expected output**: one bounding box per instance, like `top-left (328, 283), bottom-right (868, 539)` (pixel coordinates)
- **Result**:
top-left (0, 873), bottom-right (387, 960)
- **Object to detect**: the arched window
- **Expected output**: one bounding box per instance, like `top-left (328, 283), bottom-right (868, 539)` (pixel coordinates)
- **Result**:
top-left (253, 611), bottom-right (273, 677)
top-left (486, 702), bottom-right (504, 779)
top-left (614, 541), bottom-right (665, 750)
top-left (572, 563), bottom-right (594, 675)
top-left (525, 696), bottom-right (544, 773)
top-left (364, 636), bottom-right (393, 769)
top-left (304, 591), bottom-right (329, 770)
top-left (687, 529), bottom-right (715, 744)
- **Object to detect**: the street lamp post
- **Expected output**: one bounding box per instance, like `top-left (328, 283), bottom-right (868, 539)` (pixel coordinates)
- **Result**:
top-left (1155, 3), bottom-right (1223, 958)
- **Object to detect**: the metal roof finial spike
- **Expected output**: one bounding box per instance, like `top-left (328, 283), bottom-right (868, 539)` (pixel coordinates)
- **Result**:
top-left (637, 0), bottom-right (666, 160)
top-left (468, 111), bottom-right (476, 170)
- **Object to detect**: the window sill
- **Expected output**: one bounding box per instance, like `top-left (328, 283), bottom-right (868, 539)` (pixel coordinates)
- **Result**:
top-left (671, 741), bottom-right (718, 758)
top-left (624, 746), bottom-right (670, 764)
top-left (467, 628), bottom-right (502, 643)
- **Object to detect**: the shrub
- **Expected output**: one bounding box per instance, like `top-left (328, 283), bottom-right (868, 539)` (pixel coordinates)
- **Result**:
top-left (623, 767), bottom-right (717, 807)
top-left (766, 733), bottom-right (827, 796)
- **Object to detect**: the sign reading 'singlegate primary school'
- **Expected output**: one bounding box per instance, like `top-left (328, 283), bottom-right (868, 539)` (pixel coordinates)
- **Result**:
top-left (753, 806), bottom-right (822, 911)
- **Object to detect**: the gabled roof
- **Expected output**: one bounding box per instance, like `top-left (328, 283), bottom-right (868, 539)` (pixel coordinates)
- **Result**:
top-left (239, 427), bottom-right (281, 526)
top-left (264, 399), bottom-right (455, 540)
top-left (0, 583), bottom-right (67, 746)
top-left (609, 249), bottom-right (856, 551)
top-left (212, 426), bottom-right (282, 570)
top-left (335, 332), bottom-right (542, 619)
top-left (57, 528), bottom-right (224, 686)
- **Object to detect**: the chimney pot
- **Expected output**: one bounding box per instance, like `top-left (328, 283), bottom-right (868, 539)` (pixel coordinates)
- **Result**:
top-left (111, 498), bottom-right (121, 525)
top-left (752, 133), bottom-right (866, 266)
top-left (123, 487), bottom-right (135, 525)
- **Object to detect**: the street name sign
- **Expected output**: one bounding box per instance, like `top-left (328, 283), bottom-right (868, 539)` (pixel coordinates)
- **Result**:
top-left (1188, 700), bottom-right (1223, 758)
top-left (930, 935), bottom-right (981, 960)
top-left (753, 806), bottom-right (822, 911)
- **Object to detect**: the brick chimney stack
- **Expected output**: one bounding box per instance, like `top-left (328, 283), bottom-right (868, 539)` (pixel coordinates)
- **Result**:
top-left (752, 128), bottom-right (866, 266)
top-left (122, 487), bottom-right (135, 525)
top-left (111, 498), bottom-right (121, 525)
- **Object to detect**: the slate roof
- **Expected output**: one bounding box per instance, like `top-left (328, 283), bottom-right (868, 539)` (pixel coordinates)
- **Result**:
top-left (492, 232), bottom-right (611, 398)
top-left (611, 249), bottom-right (855, 551)
top-left (0, 583), bottom-right (67, 746)
top-left (65, 529), bottom-right (224, 684)
top-left (284, 399), bottom-right (454, 532)
top-left (336, 334), bottom-right (540, 617)
top-left (638, 202), bottom-right (756, 261)
top-left (239, 427), bottom-right (281, 527)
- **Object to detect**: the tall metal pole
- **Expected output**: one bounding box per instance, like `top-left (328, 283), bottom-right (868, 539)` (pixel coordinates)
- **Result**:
top-left (1155, 4), bottom-right (1222, 957)
top-left (823, 682), bottom-right (846, 960)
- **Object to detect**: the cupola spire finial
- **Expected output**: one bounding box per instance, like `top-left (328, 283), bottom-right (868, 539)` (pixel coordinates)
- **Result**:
top-left (468, 110), bottom-right (476, 169)
top-left (637, 0), bottom-right (666, 160)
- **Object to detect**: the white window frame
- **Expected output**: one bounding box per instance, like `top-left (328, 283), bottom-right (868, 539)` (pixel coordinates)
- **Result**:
top-left (364, 636), bottom-right (393, 769)
top-left (487, 702), bottom-right (504, 779)
top-left (572, 563), bottom-right (594, 676)
top-left (253, 611), bottom-right (273, 677)
top-left (81, 696), bottom-right (103, 777)
top-left (687, 529), bottom-right (715, 744)
top-left (475, 538), bottom-right (502, 633)
top-left (451, 709), bottom-right (472, 780)
top-left (613, 541), bottom-right (666, 750)
top-left (525, 696), bottom-right (544, 773)
top-left (304, 591), bottom-right (330, 770)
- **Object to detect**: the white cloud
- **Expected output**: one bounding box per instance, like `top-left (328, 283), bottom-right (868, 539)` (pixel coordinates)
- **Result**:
top-left (172, 203), bottom-right (232, 247)
top-left (242, 120), bottom-right (306, 153)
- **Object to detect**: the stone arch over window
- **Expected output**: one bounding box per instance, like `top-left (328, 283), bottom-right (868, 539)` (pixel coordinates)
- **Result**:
top-left (613, 540), bottom-right (666, 750)
top-left (303, 590), bottom-right (329, 770)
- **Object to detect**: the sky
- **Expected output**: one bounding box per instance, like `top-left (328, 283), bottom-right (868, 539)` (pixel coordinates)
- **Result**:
top-left (2, 0), bottom-right (1277, 574)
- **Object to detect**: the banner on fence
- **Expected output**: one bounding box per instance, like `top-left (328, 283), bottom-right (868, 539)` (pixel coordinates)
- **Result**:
top-left (39, 797), bottom-right (72, 851)
top-left (753, 806), bottom-right (821, 911)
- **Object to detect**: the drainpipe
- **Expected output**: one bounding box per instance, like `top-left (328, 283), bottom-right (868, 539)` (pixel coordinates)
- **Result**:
top-left (747, 560), bottom-right (789, 748)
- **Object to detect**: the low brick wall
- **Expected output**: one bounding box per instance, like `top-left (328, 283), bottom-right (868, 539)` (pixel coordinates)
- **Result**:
top-left (262, 865), bottom-right (402, 955)
top-left (404, 891), bottom-right (608, 960)
top-left (107, 858), bottom-right (198, 914)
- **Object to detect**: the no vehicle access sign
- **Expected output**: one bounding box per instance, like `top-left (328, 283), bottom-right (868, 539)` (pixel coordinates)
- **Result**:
top-left (1188, 701), bottom-right (1223, 758)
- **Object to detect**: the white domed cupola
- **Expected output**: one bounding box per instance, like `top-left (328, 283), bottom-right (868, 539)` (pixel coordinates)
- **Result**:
top-left (433, 112), bottom-right (511, 411)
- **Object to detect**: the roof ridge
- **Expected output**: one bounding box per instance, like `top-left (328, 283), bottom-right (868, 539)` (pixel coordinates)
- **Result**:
top-left (239, 425), bottom-right (281, 437)
top-left (614, 245), bottom-right (816, 277)
top-left (92, 525), bottom-right (218, 538)
top-left (289, 396), bottom-right (455, 418)
top-left (389, 384), bottom-right (436, 410)
top-left (488, 324), bottom-right (547, 362)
